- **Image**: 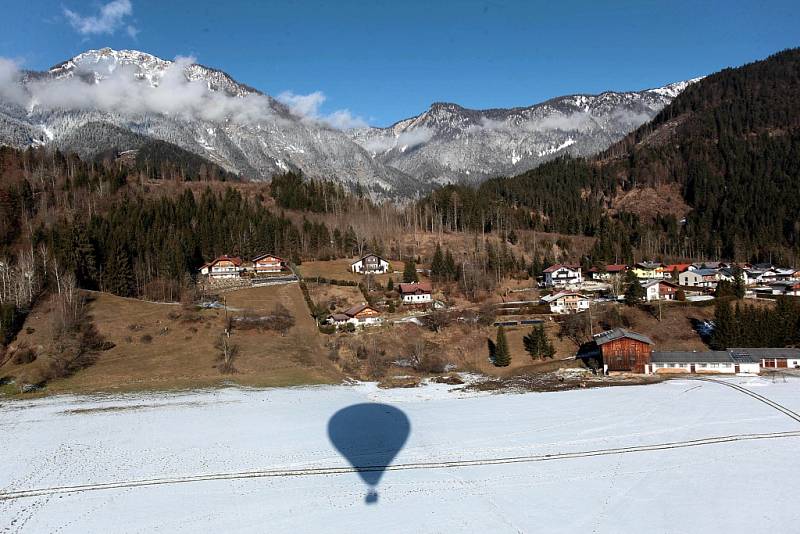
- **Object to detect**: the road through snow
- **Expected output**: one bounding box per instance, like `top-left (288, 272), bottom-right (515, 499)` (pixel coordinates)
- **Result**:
top-left (2, 377), bottom-right (799, 532)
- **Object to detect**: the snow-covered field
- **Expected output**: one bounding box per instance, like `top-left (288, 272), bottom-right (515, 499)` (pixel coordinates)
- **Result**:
top-left (2, 376), bottom-right (799, 533)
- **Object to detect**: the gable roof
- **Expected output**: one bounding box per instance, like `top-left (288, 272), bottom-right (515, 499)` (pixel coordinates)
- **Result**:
top-left (344, 304), bottom-right (380, 317)
top-left (588, 264), bottom-right (627, 273)
top-left (664, 263), bottom-right (693, 273)
top-left (352, 253), bottom-right (387, 264)
top-left (728, 347), bottom-right (800, 359)
top-left (252, 253), bottom-right (284, 262)
top-left (207, 255), bottom-right (243, 267)
top-left (398, 282), bottom-right (432, 294)
top-left (543, 264), bottom-right (580, 273)
top-left (651, 351), bottom-right (742, 364)
top-left (593, 328), bottom-right (654, 346)
top-left (643, 279), bottom-right (680, 288)
top-left (635, 261), bottom-right (662, 270)
top-left (692, 268), bottom-right (719, 276)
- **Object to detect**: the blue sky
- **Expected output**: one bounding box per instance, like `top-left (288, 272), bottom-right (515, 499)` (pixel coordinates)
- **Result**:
top-left (2, 0), bottom-right (799, 127)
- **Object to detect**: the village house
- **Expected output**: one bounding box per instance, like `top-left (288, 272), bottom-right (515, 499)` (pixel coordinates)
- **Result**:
top-left (767, 280), bottom-right (800, 296)
top-left (641, 279), bottom-right (680, 302)
top-left (632, 262), bottom-right (663, 279)
top-left (540, 291), bottom-right (590, 314)
top-left (329, 304), bottom-right (383, 328)
top-left (199, 255), bottom-right (244, 279)
top-left (692, 261), bottom-right (726, 270)
top-left (587, 264), bottom-right (628, 281)
top-left (662, 264), bottom-right (694, 278)
top-left (542, 264), bottom-right (582, 287)
top-left (645, 351), bottom-right (761, 375)
top-left (717, 267), bottom-right (748, 286)
top-left (350, 253), bottom-right (390, 274)
top-left (578, 328), bottom-right (655, 374)
top-left (398, 282), bottom-right (433, 304)
top-left (251, 253), bottom-right (286, 274)
top-left (679, 268), bottom-right (719, 288)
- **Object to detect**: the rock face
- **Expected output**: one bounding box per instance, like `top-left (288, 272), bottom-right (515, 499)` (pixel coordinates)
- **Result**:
top-left (348, 80), bottom-right (699, 185)
top-left (0, 47), bottom-right (697, 194)
top-left (0, 48), bottom-right (420, 196)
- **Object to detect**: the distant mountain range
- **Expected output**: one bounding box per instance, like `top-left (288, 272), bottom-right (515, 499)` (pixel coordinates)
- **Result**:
top-left (348, 80), bottom-right (699, 185)
top-left (0, 48), bottom-right (697, 194)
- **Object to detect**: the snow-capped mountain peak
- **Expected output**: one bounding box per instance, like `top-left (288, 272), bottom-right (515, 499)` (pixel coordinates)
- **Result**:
top-left (348, 79), bottom-right (699, 185)
top-left (0, 48), bottom-right (697, 195)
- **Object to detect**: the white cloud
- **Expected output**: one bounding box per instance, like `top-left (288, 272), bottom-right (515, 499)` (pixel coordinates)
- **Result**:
top-left (0, 58), bottom-right (27, 106)
top-left (361, 128), bottom-right (434, 153)
top-left (277, 90), bottom-right (325, 118)
top-left (276, 90), bottom-right (367, 130)
top-left (0, 55), bottom-right (276, 125)
top-left (467, 112), bottom-right (598, 134)
top-left (64, 0), bottom-right (137, 37)
top-left (325, 109), bottom-right (368, 129)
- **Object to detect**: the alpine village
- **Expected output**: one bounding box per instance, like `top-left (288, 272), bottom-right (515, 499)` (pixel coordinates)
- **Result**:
top-left (2, 48), bottom-right (800, 396)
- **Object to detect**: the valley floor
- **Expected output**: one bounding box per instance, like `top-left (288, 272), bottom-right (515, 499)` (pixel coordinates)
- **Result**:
top-left (2, 376), bottom-right (800, 532)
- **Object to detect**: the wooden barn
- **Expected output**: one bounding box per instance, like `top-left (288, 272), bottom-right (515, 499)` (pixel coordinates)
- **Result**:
top-left (591, 328), bottom-right (654, 374)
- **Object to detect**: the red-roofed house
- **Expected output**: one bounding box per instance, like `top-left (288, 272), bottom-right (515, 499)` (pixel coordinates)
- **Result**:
top-left (199, 255), bottom-right (244, 279)
top-left (252, 253), bottom-right (286, 274)
top-left (663, 264), bottom-right (695, 279)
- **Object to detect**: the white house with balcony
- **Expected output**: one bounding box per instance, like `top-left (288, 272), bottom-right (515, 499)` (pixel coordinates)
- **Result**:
top-left (542, 264), bottom-right (582, 287)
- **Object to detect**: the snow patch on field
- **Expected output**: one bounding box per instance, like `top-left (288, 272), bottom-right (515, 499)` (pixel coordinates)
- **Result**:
top-left (1, 377), bottom-right (799, 532)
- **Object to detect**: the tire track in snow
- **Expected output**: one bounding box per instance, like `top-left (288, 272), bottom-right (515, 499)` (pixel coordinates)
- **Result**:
top-left (2, 430), bottom-right (799, 501)
top-left (689, 377), bottom-right (800, 424)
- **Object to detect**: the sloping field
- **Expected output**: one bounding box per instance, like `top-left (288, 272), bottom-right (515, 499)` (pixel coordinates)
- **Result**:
top-left (4, 284), bottom-right (337, 394)
top-left (1, 376), bottom-right (799, 532)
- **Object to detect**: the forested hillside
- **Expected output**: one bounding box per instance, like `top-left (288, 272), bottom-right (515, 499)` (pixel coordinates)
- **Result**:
top-left (419, 48), bottom-right (800, 266)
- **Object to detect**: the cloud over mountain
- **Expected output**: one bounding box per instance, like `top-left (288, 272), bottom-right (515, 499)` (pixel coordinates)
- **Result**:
top-left (64, 0), bottom-right (137, 37)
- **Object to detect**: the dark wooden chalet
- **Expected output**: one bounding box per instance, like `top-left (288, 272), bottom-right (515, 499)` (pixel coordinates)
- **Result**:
top-left (591, 328), bottom-right (655, 373)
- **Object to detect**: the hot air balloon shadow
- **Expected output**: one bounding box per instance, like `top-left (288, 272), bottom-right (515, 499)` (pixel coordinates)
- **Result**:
top-left (327, 403), bottom-right (411, 504)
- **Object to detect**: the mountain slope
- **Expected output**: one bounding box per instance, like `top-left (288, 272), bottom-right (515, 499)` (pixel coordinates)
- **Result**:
top-left (468, 47), bottom-right (800, 261)
top-left (348, 80), bottom-right (698, 184)
top-left (0, 48), bottom-right (420, 196)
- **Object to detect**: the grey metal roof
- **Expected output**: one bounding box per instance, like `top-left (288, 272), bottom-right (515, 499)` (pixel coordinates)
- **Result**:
top-left (651, 351), bottom-right (734, 364)
top-left (728, 348), bottom-right (800, 359)
top-left (593, 328), bottom-right (654, 346)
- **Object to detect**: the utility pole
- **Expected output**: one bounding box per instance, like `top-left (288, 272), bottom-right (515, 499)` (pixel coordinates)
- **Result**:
top-left (224, 296), bottom-right (229, 337)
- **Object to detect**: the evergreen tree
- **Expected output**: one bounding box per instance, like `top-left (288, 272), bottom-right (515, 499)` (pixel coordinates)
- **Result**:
top-left (711, 299), bottom-right (736, 349)
top-left (444, 249), bottom-right (457, 281)
top-left (103, 244), bottom-right (134, 297)
top-left (494, 326), bottom-right (511, 367)
top-left (732, 268), bottom-right (746, 299)
top-left (523, 324), bottom-right (555, 360)
top-left (387, 277), bottom-right (394, 291)
top-left (430, 244), bottom-right (445, 280)
top-left (403, 259), bottom-right (418, 283)
top-left (623, 270), bottom-right (644, 306)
